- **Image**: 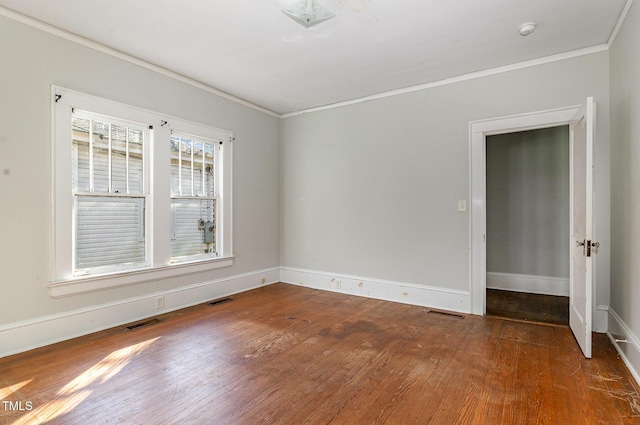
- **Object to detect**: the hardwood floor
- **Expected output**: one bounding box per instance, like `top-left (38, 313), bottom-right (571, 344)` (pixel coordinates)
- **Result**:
top-left (486, 289), bottom-right (569, 326)
top-left (1, 283), bottom-right (639, 424)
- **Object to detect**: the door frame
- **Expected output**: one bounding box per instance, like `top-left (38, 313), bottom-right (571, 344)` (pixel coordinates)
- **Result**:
top-left (469, 105), bottom-right (584, 315)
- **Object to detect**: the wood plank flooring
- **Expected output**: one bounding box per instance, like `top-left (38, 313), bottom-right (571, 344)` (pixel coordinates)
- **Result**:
top-left (1, 283), bottom-right (639, 424)
top-left (486, 289), bottom-right (569, 326)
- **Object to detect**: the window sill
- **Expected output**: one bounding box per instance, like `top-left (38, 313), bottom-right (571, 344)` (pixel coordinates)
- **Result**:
top-left (48, 256), bottom-right (234, 298)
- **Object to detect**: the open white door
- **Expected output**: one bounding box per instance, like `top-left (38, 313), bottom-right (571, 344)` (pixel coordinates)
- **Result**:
top-left (569, 97), bottom-right (595, 359)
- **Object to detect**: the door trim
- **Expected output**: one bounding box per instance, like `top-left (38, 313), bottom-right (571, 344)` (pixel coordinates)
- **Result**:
top-left (469, 105), bottom-right (581, 315)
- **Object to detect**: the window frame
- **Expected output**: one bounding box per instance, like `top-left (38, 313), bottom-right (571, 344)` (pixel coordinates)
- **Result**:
top-left (50, 87), bottom-right (234, 297)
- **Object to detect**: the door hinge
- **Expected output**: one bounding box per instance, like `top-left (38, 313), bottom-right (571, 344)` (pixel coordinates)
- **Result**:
top-left (577, 239), bottom-right (599, 257)
top-left (585, 240), bottom-right (600, 257)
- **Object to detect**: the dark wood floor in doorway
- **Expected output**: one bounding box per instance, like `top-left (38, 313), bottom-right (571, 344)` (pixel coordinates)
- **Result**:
top-left (486, 288), bottom-right (569, 326)
top-left (1, 283), bottom-right (638, 424)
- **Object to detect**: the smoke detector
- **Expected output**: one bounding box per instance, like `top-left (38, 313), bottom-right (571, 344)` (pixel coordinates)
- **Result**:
top-left (519, 22), bottom-right (537, 36)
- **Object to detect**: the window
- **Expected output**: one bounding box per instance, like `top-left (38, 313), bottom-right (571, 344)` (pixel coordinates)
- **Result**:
top-left (71, 112), bottom-right (149, 275)
top-left (51, 87), bottom-right (234, 295)
top-left (170, 133), bottom-right (220, 262)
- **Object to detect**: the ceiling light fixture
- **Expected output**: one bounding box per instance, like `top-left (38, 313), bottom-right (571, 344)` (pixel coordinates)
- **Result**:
top-left (518, 22), bottom-right (537, 36)
top-left (282, 0), bottom-right (336, 28)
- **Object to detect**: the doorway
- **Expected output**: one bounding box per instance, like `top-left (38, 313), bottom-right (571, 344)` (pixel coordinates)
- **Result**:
top-left (469, 100), bottom-right (596, 358)
top-left (485, 126), bottom-right (570, 326)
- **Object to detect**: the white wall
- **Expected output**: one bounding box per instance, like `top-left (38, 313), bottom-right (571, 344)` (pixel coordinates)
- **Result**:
top-left (0, 15), bottom-right (280, 327)
top-left (609, 0), bottom-right (640, 383)
top-left (486, 127), bottom-right (570, 280)
top-left (281, 51), bottom-right (610, 314)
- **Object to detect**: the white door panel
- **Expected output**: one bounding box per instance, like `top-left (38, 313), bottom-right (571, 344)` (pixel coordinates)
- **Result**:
top-left (569, 97), bottom-right (595, 359)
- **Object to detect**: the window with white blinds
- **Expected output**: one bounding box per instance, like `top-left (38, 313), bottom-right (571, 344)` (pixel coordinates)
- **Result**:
top-left (52, 87), bottom-right (234, 292)
top-left (71, 112), bottom-right (149, 275)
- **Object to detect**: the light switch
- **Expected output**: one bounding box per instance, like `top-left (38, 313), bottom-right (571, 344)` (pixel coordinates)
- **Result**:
top-left (457, 200), bottom-right (467, 212)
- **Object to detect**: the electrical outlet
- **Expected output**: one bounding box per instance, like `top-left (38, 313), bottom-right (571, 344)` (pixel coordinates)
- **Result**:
top-left (156, 296), bottom-right (164, 309)
top-left (261, 277), bottom-right (266, 284)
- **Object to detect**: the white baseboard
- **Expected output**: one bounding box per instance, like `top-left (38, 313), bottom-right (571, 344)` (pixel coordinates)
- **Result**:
top-left (607, 307), bottom-right (640, 387)
top-left (595, 305), bottom-right (609, 333)
top-left (0, 267), bottom-right (280, 359)
top-left (486, 272), bottom-right (569, 296)
top-left (280, 267), bottom-right (470, 313)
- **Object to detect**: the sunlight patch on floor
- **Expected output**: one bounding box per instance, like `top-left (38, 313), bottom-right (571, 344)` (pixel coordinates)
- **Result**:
top-left (0, 379), bottom-right (33, 400)
top-left (11, 337), bottom-right (159, 425)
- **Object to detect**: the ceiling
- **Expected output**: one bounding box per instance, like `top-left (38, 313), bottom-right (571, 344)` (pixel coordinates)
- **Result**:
top-left (0, 0), bottom-right (629, 115)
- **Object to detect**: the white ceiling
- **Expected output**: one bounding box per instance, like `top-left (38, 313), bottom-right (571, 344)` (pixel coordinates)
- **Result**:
top-left (0, 0), bottom-right (629, 114)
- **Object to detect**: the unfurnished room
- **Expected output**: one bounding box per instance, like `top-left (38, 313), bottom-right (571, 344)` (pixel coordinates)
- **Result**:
top-left (1, 1), bottom-right (640, 424)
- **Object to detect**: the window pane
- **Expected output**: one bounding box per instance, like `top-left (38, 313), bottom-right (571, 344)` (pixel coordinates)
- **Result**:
top-left (72, 115), bottom-right (145, 195)
top-left (171, 199), bottom-right (215, 259)
top-left (76, 196), bottom-right (146, 270)
top-left (128, 129), bottom-right (144, 194)
top-left (181, 138), bottom-right (193, 195)
top-left (111, 125), bottom-right (127, 193)
top-left (72, 116), bottom-right (90, 192)
top-left (193, 141), bottom-right (204, 196)
top-left (204, 143), bottom-right (215, 197)
top-left (170, 135), bottom-right (215, 198)
top-left (92, 121), bottom-right (110, 193)
top-left (170, 136), bottom-right (181, 196)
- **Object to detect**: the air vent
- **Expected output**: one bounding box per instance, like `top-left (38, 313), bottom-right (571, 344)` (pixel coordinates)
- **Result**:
top-left (425, 309), bottom-right (465, 319)
top-left (208, 297), bottom-right (233, 306)
top-left (125, 318), bottom-right (161, 331)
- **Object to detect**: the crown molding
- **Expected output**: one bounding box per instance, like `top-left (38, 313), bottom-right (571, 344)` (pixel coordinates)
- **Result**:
top-left (281, 44), bottom-right (609, 118)
top-left (608, 0), bottom-right (635, 48)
